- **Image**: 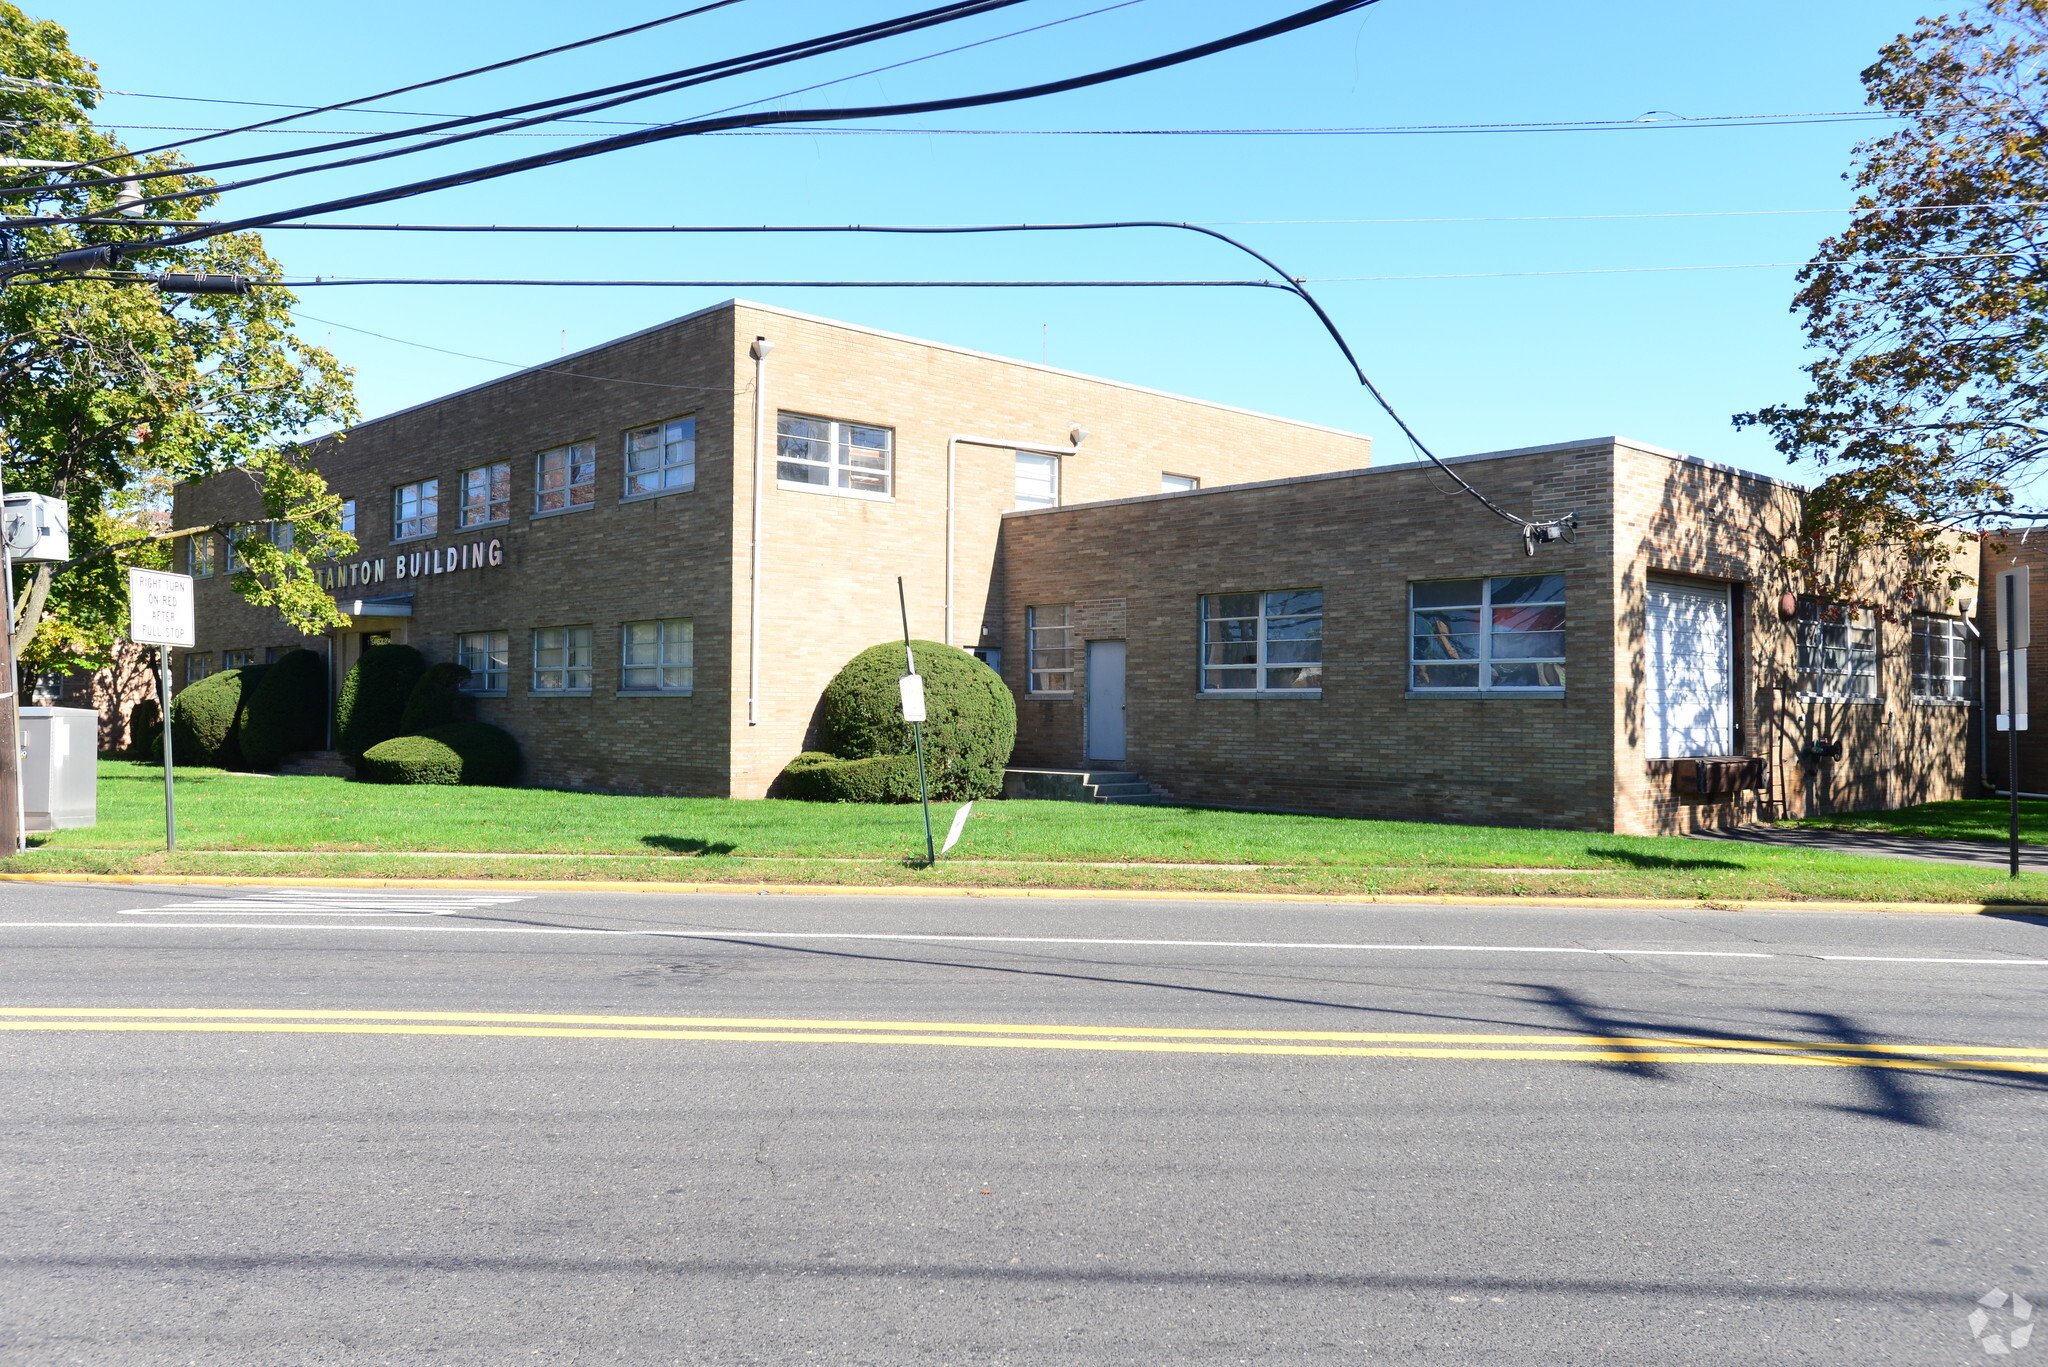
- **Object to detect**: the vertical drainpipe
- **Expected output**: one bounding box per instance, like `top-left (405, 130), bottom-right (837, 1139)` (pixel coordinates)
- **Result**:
top-left (747, 337), bottom-right (773, 728)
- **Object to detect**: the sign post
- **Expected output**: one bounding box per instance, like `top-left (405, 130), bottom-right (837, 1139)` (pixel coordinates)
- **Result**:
top-left (127, 568), bottom-right (194, 853)
top-left (1997, 567), bottom-right (2031, 878)
top-left (897, 576), bottom-right (937, 867)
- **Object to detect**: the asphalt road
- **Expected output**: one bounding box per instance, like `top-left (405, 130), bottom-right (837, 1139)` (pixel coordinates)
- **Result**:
top-left (1, 881), bottom-right (2045, 1367)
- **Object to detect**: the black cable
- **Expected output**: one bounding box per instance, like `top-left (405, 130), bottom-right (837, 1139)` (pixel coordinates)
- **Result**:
top-left (16, 0), bottom-right (753, 178)
top-left (11, 0), bottom-right (1039, 204)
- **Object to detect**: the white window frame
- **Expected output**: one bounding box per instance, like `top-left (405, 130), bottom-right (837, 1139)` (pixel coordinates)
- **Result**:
top-left (619, 617), bottom-right (693, 694)
top-left (393, 478), bottom-right (439, 543)
top-left (183, 653), bottom-right (211, 685)
top-left (1200, 589), bottom-right (1325, 696)
top-left (776, 413), bottom-right (894, 500)
top-left (1911, 614), bottom-right (1973, 702)
top-left (456, 630), bottom-right (510, 695)
top-left (531, 625), bottom-right (592, 694)
top-left (623, 418), bottom-right (696, 499)
top-left (1796, 598), bottom-right (1878, 700)
top-left (221, 649), bottom-right (254, 670)
top-left (1027, 604), bottom-right (1076, 695)
top-left (1161, 473), bottom-right (1200, 493)
top-left (459, 462), bottom-right (511, 528)
top-left (1409, 576), bottom-right (1567, 695)
top-left (188, 533), bottom-right (217, 578)
top-left (1015, 451), bottom-right (1060, 510)
top-left (339, 499), bottom-right (356, 535)
top-left (535, 442), bottom-right (596, 515)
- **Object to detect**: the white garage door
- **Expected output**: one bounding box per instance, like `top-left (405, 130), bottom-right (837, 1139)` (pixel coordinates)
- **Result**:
top-left (1646, 578), bottom-right (1733, 759)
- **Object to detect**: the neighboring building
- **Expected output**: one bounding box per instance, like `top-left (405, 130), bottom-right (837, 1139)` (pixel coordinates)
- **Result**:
top-left (1979, 534), bottom-right (2048, 794)
top-left (174, 303), bottom-right (1981, 835)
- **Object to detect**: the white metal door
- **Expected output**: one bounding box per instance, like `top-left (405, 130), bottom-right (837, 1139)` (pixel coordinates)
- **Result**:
top-left (1086, 640), bottom-right (1127, 762)
top-left (1646, 578), bottom-right (1733, 758)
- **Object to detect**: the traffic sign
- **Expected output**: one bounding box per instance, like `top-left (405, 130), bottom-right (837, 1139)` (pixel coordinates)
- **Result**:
top-left (127, 568), bottom-right (194, 648)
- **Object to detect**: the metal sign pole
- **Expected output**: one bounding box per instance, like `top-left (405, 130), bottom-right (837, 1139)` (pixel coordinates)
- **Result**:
top-left (1998, 567), bottom-right (2032, 879)
top-left (897, 576), bottom-right (936, 867)
top-left (158, 647), bottom-right (175, 852)
top-left (127, 567), bottom-right (194, 855)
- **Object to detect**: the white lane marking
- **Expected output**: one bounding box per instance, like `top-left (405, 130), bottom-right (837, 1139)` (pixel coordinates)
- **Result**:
top-left (115, 890), bottom-right (533, 917)
top-left (2, 921), bottom-right (2045, 965)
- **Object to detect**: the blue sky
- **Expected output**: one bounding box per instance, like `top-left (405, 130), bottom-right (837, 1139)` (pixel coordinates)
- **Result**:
top-left (60, 0), bottom-right (1935, 482)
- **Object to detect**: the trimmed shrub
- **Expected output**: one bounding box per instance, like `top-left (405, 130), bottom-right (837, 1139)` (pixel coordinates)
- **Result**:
top-left (811, 640), bottom-right (1015, 800)
top-left (239, 649), bottom-right (329, 770)
top-left (779, 749), bottom-right (925, 803)
top-left (359, 721), bottom-right (520, 786)
top-left (126, 697), bottom-right (161, 759)
top-left (335, 643), bottom-right (425, 761)
top-left (398, 662), bottom-right (473, 734)
top-left (162, 664), bottom-right (267, 767)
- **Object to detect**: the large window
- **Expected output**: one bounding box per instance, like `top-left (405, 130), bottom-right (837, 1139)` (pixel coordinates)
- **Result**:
top-left (393, 478), bottom-right (439, 541)
top-left (188, 533), bottom-right (217, 578)
top-left (536, 442), bottom-right (596, 513)
top-left (460, 462), bottom-right (510, 527)
top-left (624, 418), bottom-right (696, 496)
top-left (1410, 576), bottom-right (1566, 692)
top-left (1796, 598), bottom-right (1877, 699)
top-left (457, 630), bottom-right (509, 694)
top-left (1015, 452), bottom-right (1059, 510)
top-left (621, 618), bottom-right (693, 693)
top-left (531, 625), bottom-right (592, 693)
top-left (1911, 614), bottom-right (1972, 701)
top-left (777, 414), bottom-right (893, 497)
top-left (1201, 589), bottom-right (1324, 693)
top-left (1027, 604), bottom-right (1076, 694)
top-left (183, 653), bottom-right (211, 685)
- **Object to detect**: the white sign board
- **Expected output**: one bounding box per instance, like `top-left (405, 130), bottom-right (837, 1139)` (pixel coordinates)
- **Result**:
top-left (899, 673), bottom-right (927, 724)
top-left (127, 568), bottom-right (195, 648)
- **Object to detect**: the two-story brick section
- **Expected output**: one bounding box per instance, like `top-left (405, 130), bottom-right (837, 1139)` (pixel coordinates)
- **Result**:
top-left (175, 300), bottom-right (1981, 834)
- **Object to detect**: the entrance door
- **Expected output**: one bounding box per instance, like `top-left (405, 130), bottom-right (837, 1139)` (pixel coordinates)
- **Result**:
top-left (1646, 578), bottom-right (1733, 757)
top-left (1086, 639), bottom-right (1126, 762)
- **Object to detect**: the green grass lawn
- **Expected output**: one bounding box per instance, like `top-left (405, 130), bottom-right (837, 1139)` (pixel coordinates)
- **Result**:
top-left (1789, 798), bottom-right (2048, 846)
top-left (12, 760), bottom-right (2048, 905)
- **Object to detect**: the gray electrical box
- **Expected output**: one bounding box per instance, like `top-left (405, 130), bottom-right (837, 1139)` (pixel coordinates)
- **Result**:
top-left (2, 492), bottom-right (68, 563)
top-left (19, 706), bottom-right (97, 831)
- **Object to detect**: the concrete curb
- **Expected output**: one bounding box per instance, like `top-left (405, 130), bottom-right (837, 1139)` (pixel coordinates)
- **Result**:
top-left (2, 871), bottom-right (2044, 916)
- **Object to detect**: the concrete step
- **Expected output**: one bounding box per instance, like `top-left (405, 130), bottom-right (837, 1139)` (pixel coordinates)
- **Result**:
top-left (1003, 767), bottom-right (1173, 805)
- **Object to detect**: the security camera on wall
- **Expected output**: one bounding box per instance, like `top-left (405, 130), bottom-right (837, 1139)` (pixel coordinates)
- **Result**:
top-left (1, 492), bottom-right (68, 563)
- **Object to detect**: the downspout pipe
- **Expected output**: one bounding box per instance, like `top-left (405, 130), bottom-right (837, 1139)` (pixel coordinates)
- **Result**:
top-left (748, 336), bottom-right (772, 727)
top-left (945, 431), bottom-right (1083, 648)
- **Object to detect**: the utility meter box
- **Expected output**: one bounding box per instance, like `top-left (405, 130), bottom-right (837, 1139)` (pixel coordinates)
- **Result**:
top-left (19, 706), bottom-right (97, 831)
top-left (2, 492), bottom-right (68, 563)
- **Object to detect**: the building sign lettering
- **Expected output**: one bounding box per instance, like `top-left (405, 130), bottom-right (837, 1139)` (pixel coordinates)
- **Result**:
top-left (318, 536), bottom-right (504, 590)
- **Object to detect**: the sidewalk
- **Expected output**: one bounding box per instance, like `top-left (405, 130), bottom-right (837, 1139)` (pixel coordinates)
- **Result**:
top-left (1696, 825), bottom-right (2048, 872)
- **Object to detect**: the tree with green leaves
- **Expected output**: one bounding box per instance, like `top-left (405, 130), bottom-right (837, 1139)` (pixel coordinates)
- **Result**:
top-left (0, 3), bottom-right (357, 678)
top-left (1735, 0), bottom-right (2048, 604)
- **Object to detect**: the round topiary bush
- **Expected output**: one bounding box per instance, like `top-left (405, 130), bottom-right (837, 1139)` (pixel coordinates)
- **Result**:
top-left (163, 663), bottom-right (267, 767)
top-left (779, 750), bottom-right (925, 803)
top-left (335, 643), bottom-right (425, 761)
top-left (238, 648), bottom-right (329, 770)
top-left (358, 721), bottom-right (520, 786)
top-left (398, 662), bottom-right (473, 734)
top-left (811, 640), bottom-right (1015, 800)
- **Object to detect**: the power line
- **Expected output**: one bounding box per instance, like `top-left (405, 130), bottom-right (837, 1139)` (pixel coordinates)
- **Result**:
top-left (290, 310), bottom-right (743, 393)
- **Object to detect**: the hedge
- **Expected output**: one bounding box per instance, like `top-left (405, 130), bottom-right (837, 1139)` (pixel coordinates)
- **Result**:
top-left (238, 648), bottom-right (328, 770)
top-left (398, 662), bottom-right (473, 734)
top-left (779, 750), bottom-right (925, 803)
top-left (160, 664), bottom-right (267, 767)
top-left (358, 721), bottom-right (521, 786)
top-left (126, 697), bottom-right (161, 759)
top-left (335, 643), bottom-right (425, 761)
top-left (810, 640), bottom-right (1015, 800)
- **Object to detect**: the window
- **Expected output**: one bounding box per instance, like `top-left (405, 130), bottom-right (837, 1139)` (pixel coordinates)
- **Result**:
top-left (393, 478), bottom-right (439, 541)
top-left (225, 531), bottom-right (246, 572)
top-left (188, 534), bottom-right (216, 578)
top-left (1027, 604), bottom-right (1076, 694)
top-left (624, 418), bottom-right (696, 496)
top-left (268, 521), bottom-right (295, 552)
top-left (1015, 452), bottom-right (1059, 509)
top-left (183, 653), bottom-right (211, 685)
top-left (536, 442), bottom-right (596, 513)
top-left (1202, 589), bottom-right (1324, 693)
top-left (222, 649), bottom-right (254, 670)
top-left (457, 630), bottom-right (509, 693)
top-left (1646, 578), bottom-right (1732, 757)
top-left (339, 499), bottom-right (356, 534)
top-left (1911, 614), bottom-right (1973, 701)
top-left (777, 413), bottom-right (893, 497)
top-left (459, 462), bottom-right (511, 527)
top-left (532, 625), bottom-right (592, 693)
top-left (1161, 473), bottom-right (1199, 493)
top-left (1796, 598), bottom-right (1877, 699)
top-left (1410, 576), bottom-right (1566, 692)
top-left (620, 618), bottom-right (693, 693)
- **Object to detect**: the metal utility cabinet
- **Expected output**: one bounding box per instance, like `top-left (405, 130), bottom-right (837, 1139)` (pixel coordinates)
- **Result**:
top-left (20, 706), bottom-right (97, 830)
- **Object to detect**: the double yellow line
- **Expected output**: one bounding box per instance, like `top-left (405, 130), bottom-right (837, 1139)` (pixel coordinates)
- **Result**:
top-left (1, 1007), bottom-right (2045, 1071)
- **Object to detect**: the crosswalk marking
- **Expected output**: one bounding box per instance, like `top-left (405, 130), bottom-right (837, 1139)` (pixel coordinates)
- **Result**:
top-left (116, 889), bottom-right (533, 917)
